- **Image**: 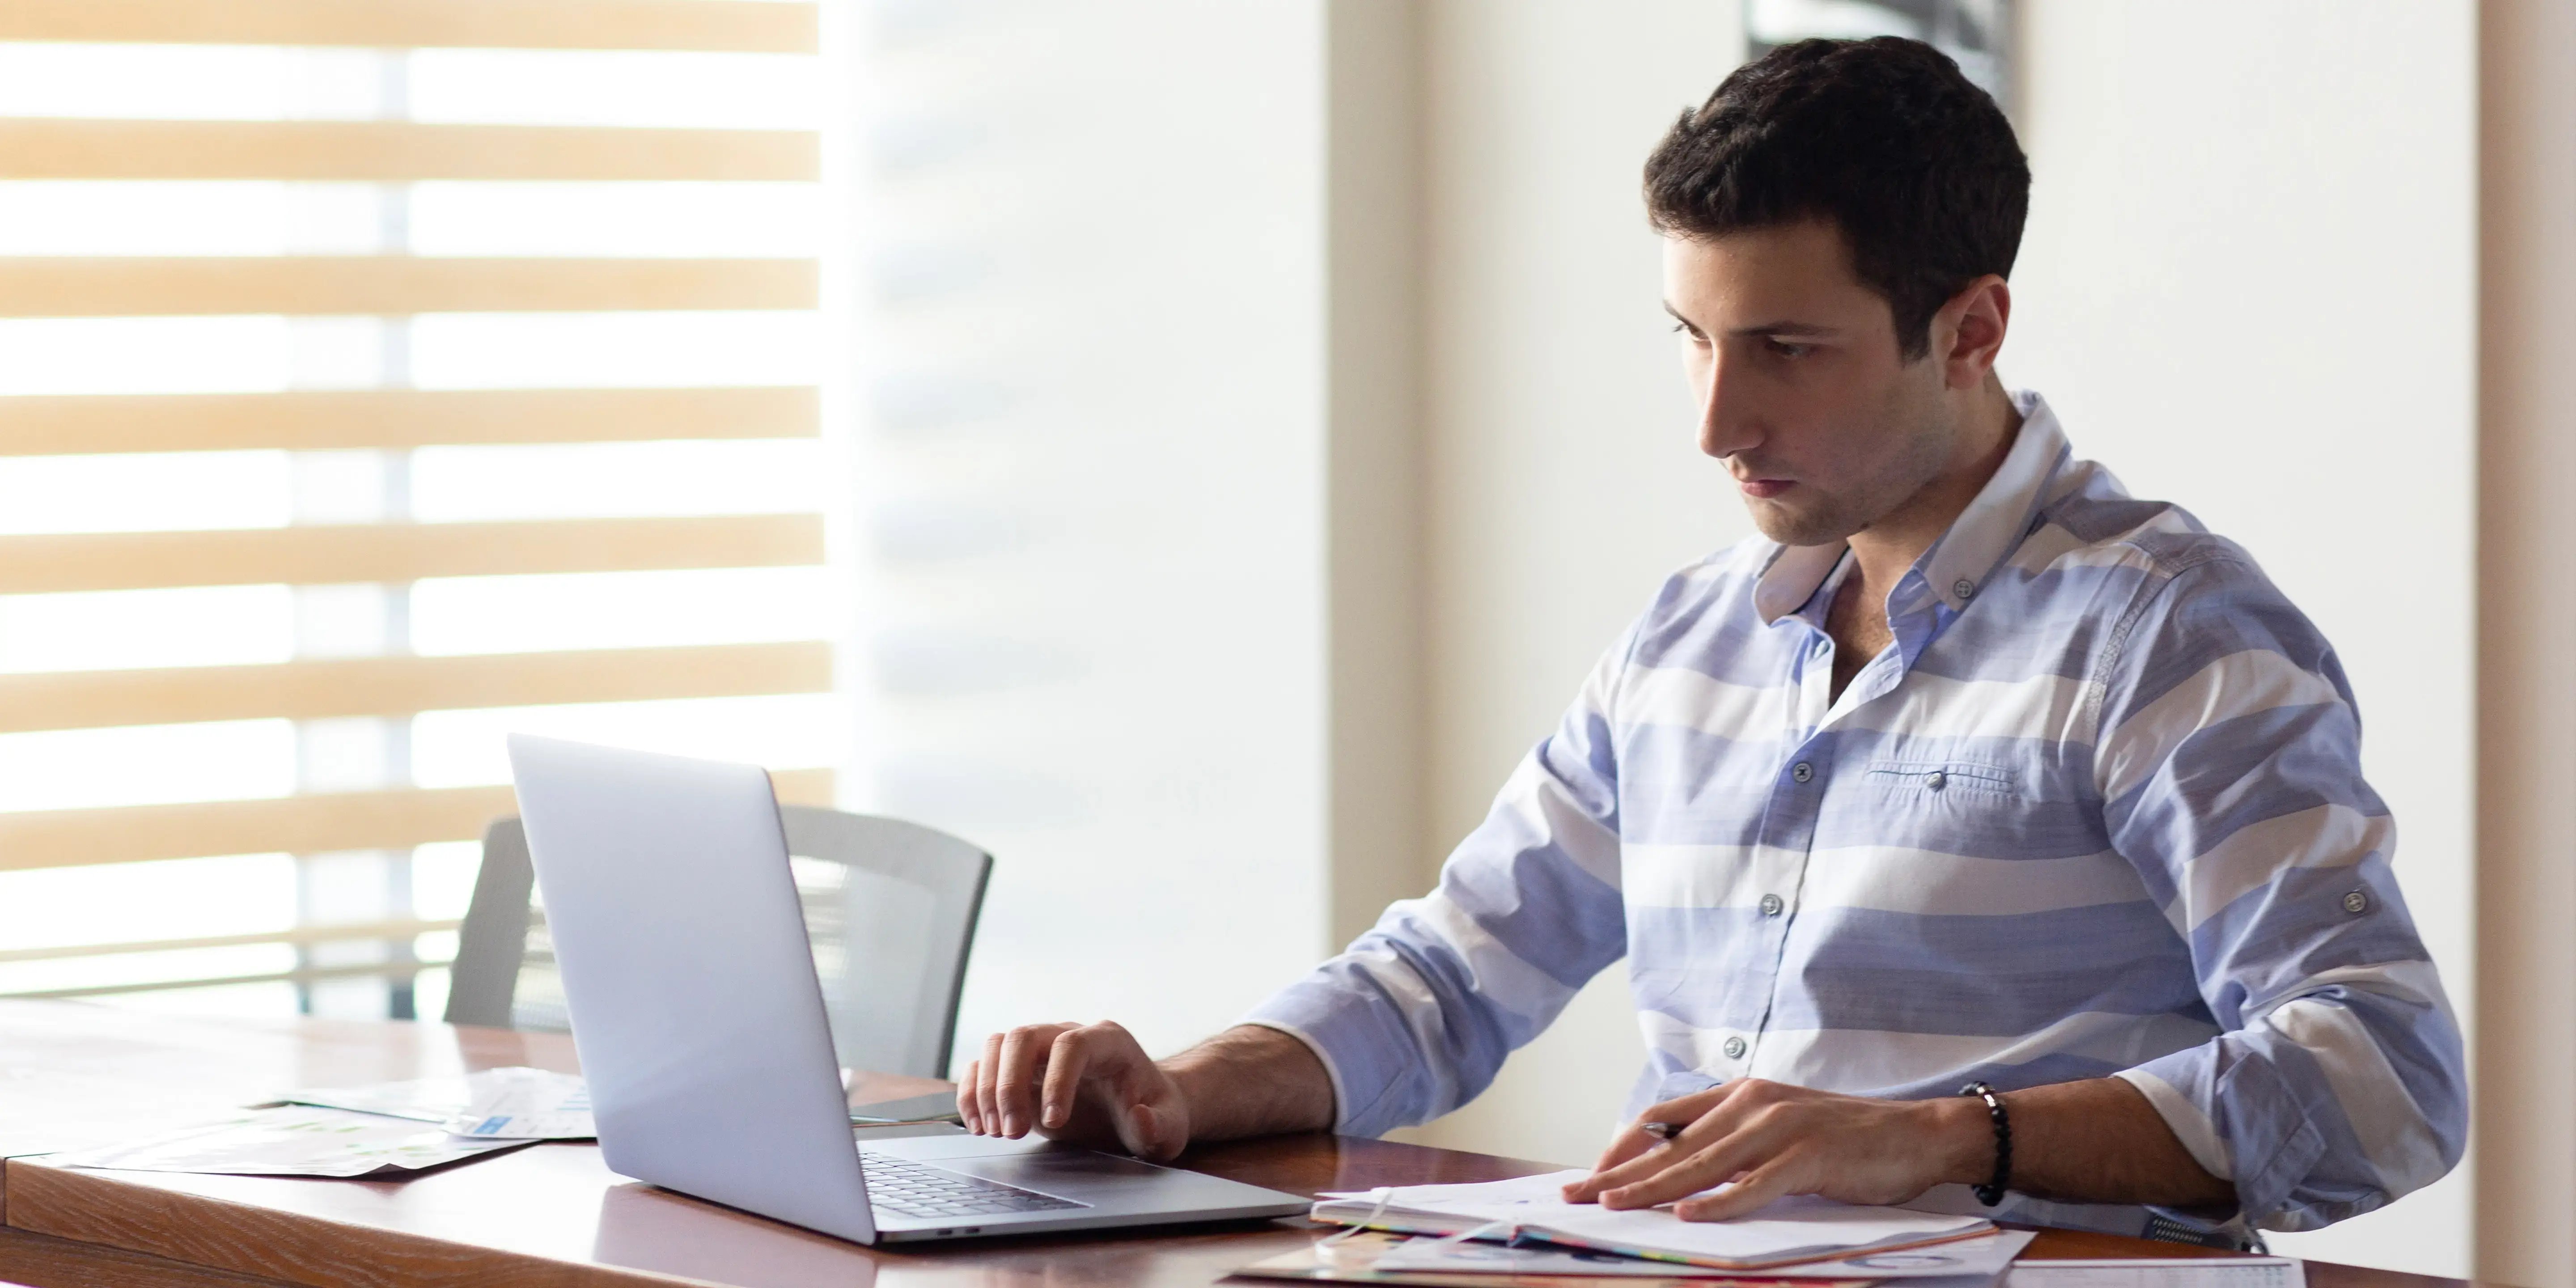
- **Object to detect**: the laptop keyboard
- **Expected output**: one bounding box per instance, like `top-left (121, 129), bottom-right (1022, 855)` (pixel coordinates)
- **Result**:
top-left (860, 1151), bottom-right (1088, 1220)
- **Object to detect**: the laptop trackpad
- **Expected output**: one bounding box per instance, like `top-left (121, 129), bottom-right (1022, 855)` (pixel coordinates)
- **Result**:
top-left (874, 1134), bottom-right (1174, 1194)
top-left (956, 1147), bottom-right (1168, 1190)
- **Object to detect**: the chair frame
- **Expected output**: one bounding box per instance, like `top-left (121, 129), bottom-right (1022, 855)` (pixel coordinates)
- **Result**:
top-left (445, 806), bottom-right (991, 1080)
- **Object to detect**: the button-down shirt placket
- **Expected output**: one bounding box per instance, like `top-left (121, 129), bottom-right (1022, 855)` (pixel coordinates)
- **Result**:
top-left (1749, 556), bottom-right (1965, 1084)
top-left (1748, 581), bottom-right (1846, 1082)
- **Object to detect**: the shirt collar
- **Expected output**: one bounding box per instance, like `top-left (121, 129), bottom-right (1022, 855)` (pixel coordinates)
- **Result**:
top-left (1752, 390), bottom-right (2072, 626)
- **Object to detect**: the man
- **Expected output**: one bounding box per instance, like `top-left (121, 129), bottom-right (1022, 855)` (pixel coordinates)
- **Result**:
top-left (957, 37), bottom-right (2465, 1244)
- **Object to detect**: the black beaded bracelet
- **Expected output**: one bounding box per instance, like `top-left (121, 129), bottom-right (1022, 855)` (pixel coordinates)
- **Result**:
top-left (1958, 1081), bottom-right (2012, 1207)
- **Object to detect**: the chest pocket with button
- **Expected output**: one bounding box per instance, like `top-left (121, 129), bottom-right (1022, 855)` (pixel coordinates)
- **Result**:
top-left (1855, 752), bottom-right (2092, 870)
top-left (1859, 758), bottom-right (2041, 856)
top-left (1864, 759), bottom-right (2016, 797)
top-left (1875, 752), bottom-right (2112, 865)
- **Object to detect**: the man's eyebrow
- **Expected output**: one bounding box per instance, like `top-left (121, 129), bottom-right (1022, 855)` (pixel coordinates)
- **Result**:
top-left (1726, 320), bottom-right (1843, 338)
top-left (1661, 302), bottom-right (1842, 338)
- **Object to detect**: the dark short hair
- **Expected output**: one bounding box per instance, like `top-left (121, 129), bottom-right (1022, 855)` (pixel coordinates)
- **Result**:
top-left (1644, 37), bottom-right (2029, 361)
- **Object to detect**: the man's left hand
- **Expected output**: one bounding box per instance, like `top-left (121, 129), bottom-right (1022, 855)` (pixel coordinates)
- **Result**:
top-left (1559, 1078), bottom-right (1990, 1222)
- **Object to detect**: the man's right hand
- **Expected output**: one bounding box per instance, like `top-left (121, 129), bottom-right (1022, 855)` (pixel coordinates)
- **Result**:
top-left (956, 1021), bottom-right (1192, 1162)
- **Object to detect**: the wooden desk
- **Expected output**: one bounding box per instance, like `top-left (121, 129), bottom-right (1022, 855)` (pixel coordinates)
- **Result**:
top-left (0, 1000), bottom-right (2463, 1288)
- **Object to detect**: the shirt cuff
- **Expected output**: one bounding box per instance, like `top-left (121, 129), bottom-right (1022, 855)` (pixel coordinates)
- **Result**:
top-left (2113, 1066), bottom-right (2234, 1180)
top-left (1237, 962), bottom-right (1433, 1139)
top-left (2122, 1043), bottom-right (2326, 1230)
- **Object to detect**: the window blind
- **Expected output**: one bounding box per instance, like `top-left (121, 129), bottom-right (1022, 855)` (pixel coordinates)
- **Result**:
top-left (0, 0), bottom-right (837, 1011)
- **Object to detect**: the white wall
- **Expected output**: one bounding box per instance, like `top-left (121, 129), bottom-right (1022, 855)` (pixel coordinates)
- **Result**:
top-left (2009, 4), bottom-right (2476, 1275)
top-left (848, 0), bottom-right (1336, 1063)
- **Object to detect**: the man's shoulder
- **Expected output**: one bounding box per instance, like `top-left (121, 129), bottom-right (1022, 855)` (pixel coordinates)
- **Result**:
top-left (2032, 462), bottom-right (2326, 671)
top-left (2027, 460), bottom-right (2271, 592)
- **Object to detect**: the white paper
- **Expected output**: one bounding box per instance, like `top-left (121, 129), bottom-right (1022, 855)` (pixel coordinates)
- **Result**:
top-left (2009, 1259), bottom-right (2303, 1288)
top-left (1374, 1228), bottom-right (2036, 1279)
top-left (273, 1072), bottom-right (477, 1123)
top-left (51, 1106), bottom-right (530, 1178)
top-left (275, 1066), bottom-right (594, 1140)
top-left (438, 1068), bottom-right (594, 1140)
top-left (1316, 1169), bottom-right (1993, 1267)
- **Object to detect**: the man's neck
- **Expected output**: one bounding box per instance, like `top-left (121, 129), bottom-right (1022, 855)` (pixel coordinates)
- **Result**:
top-left (1821, 378), bottom-right (2022, 703)
top-left (1844, 377), bottom-right (2023, 593)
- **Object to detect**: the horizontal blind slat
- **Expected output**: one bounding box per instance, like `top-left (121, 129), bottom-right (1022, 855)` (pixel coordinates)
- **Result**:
top-left (0, 387), bottom-right (819, 455)
top-left (0, 0), bottom-right (818, 53)
top-left (0, 641), bottom-right (833, 734)
top-left (0, 917), bottom-right (461, 965)
top-left (0, 257), bottom-right (817, 317)
top-left (0, 769), bottom-right (836, 872)
top-left (2, 960), bottom-right (447, 1001)
top-left (0, 119), bottom-right (818, 182)
top-left (0, 514), bottom-right (825, 593)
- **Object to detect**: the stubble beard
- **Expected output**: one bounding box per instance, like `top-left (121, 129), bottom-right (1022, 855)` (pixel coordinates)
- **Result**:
top-left (1745, 491), bottom-right (1868, 548)
top-left (1738, 402), bottom-right (1958, 550)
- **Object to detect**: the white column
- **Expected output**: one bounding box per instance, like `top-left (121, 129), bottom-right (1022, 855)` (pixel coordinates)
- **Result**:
top-left (2474, 2), bottom-right (2576, 1283)
top-left (1322, 0), bottom-right (1429, 953)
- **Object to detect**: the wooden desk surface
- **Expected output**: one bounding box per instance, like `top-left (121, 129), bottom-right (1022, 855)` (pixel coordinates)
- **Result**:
top-left (0, 1000), bottom-right (2468, 1288)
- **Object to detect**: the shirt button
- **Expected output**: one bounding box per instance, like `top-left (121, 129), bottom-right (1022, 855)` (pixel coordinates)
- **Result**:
top-left (2343, 890), bottom-right (2370, 915)
top-left (1758, 893), bottom-right (1784, 917)
top-left (1721, 1036), bottom-right (1748, 1059)
top-left (1925, 770), bottom-right (1947, 791)
top-left (1953, 579), bottom-right (1978, 599)
top-left (1791, 762), bottom-right (1814, 783)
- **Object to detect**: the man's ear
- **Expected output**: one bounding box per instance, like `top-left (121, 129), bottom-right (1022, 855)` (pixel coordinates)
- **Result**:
top-left (1938, 274), bottom-right (2012, 390)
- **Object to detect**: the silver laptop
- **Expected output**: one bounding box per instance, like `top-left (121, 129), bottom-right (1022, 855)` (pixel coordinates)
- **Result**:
top-left (505, 734), bottom-right (1309, 1244)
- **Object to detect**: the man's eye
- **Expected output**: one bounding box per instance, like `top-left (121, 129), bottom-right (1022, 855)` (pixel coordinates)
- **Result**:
top-left (1765, 338), bottom-right (1813, 359)
top-left (1670, 322), bottom-right (1708, 343)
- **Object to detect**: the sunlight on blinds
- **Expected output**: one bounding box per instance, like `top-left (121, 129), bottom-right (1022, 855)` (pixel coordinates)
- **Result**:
top-left (0, 0), bottom-right (842, 1019)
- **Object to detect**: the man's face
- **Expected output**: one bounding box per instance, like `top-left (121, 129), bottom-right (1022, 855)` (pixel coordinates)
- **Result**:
top-left (1663, 221), bottom-right (1958, 547)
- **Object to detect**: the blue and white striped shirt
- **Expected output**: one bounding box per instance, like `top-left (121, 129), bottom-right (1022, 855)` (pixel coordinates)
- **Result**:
top-left (1245, 391), bottom-right (2465, 1238)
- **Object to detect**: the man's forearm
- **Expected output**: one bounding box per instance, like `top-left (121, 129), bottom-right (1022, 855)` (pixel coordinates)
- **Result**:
top-left (1947, 1077), bottom-right (2235, 1208)
top-left (1572, 1071), bottom-right (2238, 1222)
top-left (1161, 1024), bottom-right (1335, 1142)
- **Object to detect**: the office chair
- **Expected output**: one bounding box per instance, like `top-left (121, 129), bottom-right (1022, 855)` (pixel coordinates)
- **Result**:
top-left (445, 806), bottom-right (993, 1080)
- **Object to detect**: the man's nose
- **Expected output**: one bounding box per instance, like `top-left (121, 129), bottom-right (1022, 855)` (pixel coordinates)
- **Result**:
top-left (1695, 356), bottom-right (1759, 460)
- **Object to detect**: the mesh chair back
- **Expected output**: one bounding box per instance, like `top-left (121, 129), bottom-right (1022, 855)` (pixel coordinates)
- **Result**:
top-left (446, 806), bottom-right (992, 1080)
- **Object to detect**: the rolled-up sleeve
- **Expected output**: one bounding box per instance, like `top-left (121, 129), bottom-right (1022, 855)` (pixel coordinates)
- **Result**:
top-left (2094, 554), bottom-right (2467, 1232)
top-left (1241, 631), bottom-right (1634, 1139)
